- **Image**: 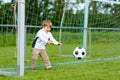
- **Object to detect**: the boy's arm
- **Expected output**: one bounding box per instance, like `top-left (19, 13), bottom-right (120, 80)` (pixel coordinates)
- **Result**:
top-left (49, 33), bottom-right (62, 45)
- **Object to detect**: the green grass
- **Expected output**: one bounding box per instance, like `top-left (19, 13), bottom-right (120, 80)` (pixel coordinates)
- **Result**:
top-left (22, 60), bottom-right (120, 80)
top-left (0, 58), bottom-right (120, 80)
top-left (0, 44), bottom-right (120, 80)
top-left (0, 31), bottom-right (120, 79)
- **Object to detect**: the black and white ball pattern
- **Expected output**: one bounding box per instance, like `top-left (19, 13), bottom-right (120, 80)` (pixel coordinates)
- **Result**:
top-left (73, 47), bottom-right (86, 59)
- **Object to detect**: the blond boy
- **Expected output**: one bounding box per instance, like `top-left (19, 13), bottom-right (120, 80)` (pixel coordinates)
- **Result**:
top-left (31, 20), bottom-right (62, 70)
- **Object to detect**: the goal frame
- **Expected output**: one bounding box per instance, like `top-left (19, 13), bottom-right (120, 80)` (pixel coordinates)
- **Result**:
top-left (0, 0), bottom-right (25, 76)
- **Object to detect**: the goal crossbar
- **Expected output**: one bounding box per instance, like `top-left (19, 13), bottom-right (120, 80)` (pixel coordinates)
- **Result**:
top-left (91, 0), bottom-right (120, 4)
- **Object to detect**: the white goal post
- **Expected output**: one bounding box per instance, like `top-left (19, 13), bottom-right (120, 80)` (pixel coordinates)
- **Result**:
top-left (17, 0), bottom-right (25, 76)
top-left (0, 0), bottom-right (25, 76)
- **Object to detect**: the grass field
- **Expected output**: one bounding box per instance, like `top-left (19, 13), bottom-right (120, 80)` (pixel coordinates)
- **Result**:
top-left (0, 31), bottom-right (120, 80)
top-left (0, 44), bottom-right (120, 80)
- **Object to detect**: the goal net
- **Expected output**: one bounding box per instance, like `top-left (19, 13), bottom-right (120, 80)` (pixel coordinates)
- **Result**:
top-left (0, 0), bottom-right (84, 76)
top-left (24, 0), bottom-right (85, 56)
top-left (85, 0), bottom-right (120, 57)
top-left (1, 0), bottom-right (120, 76)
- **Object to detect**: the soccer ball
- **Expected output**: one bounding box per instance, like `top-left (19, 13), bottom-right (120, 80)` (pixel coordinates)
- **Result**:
top-left (73, 47), bottom-right (86, 59)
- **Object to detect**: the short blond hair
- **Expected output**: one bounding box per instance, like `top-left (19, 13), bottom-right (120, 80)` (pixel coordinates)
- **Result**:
top-left (42, 20), bottom-right (52, 28)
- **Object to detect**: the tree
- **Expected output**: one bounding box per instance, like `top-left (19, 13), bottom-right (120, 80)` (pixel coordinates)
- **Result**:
top-left (0, 0), bottom-right (2, 4)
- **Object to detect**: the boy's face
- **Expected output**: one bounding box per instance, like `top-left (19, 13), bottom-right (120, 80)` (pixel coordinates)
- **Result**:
top-left (44, 25), bottom-right (51, 32)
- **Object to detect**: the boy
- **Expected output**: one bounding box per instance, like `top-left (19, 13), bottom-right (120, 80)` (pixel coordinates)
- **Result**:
top-left (31, 20), bottom-right (62, 70)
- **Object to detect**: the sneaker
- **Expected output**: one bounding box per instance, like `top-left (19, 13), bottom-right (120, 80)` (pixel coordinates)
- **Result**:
top-left (47, 67), bottom-right (54, 70)
top-left (30, 67), bottom-right (35, 70)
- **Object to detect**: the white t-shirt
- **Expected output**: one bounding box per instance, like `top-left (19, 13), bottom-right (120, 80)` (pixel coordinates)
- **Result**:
top-left (32, 28), bottom-right (58, 49)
